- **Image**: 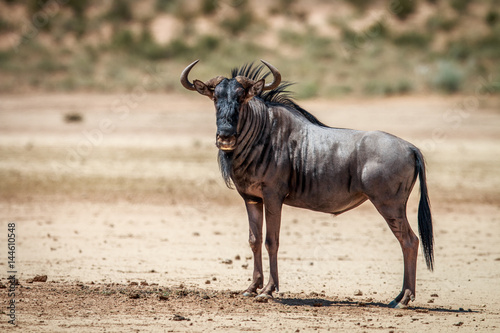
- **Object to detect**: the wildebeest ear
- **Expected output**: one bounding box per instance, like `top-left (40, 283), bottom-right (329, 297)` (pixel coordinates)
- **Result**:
top-left (245, 79), bottom-right (265, 102)
top-left (193, 79), bottom-right (214, 99)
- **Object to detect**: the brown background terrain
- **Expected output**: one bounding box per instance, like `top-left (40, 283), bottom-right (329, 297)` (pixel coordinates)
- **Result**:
top-left (1, 93), bottom-right (499, 332)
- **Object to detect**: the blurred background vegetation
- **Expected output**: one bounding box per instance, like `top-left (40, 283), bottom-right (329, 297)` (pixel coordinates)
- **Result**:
top-left (0, 0), bottom-right (499, 97)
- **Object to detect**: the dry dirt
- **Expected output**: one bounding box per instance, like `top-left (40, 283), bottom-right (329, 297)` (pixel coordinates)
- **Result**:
top-left (1, 93), bottom-right (499, 332)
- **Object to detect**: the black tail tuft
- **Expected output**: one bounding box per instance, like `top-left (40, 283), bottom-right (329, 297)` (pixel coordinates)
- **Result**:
top-left (412, 147), bottom-right (434, 271)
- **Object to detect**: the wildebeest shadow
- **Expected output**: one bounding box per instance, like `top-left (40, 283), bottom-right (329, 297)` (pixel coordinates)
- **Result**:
top-left (274, 297), bottom-right (477, 314)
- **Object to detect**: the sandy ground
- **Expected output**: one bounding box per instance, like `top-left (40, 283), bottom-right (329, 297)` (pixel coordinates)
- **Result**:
top-left (0, 93), bottom-right (499, 332)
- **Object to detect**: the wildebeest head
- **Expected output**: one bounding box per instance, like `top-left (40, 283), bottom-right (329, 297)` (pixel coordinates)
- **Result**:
top-left (180, 60), bottom-right (281, 151)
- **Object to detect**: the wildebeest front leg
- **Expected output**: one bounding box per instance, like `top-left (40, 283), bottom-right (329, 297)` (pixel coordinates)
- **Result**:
top-left (256, 196), bottom-right (283, 299)
top-left (243, 200), bottom-right (264, 297)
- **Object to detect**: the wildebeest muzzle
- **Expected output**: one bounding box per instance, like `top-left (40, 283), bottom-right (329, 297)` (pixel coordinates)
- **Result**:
top-left (216, 134), bottom-right (237, 151)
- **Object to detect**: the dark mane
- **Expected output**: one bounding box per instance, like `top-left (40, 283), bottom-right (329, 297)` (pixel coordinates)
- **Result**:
top-left (231, 63), bottom-right (328, 128)
top-left (231, 62), bottom-right (270, 82)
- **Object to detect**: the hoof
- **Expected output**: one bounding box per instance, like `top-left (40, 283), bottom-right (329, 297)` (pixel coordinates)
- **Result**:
top-left (242, 291), bottom-right (257, 297)
top-left (389, 289), bottom-right (414, 308)
top-left (254, 296), bottom-right (269, 303)
top-left (388, 300), bottom-right (407, 309)
top-left (255, 293), bottom-right (273, 300)
top-left (394, 302), bottom-right (407, 309)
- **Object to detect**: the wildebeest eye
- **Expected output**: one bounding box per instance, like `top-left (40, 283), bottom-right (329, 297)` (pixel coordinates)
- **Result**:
top-left (235, 87), bottom-right (244, 96)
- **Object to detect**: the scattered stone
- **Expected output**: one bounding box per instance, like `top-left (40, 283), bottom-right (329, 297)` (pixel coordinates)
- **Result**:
top-left (129, 293), bottom-right (140, 299)
top-left (201, 294), bottom-right (210, 300)
top-left (459, 307), bottom-right (465, 312)
top-left (205, 280), bottom-right (211, 284)
top-left (357, 301), bottom-right (367, 307)
top-left (212, 277), bottom-right (217, 281)
top-left (222, 259), bottom-right (233, 265)
top-left (354, 289), bottom-right (363, 296)
top-left (416, 309), bottom-right (429, 313)
top-left (158, 294), bottom-right (169, 301)
top-left (430, 293), bottom-right (439, 297)
top-left (428, 299), bottom-right (434, 303)
top-left (33, 275), bottom-right (48, 283)
top-left (235, 255), bottom-right (241, 260)
top-left (64, 112), bottom-right (83, 123)
top-left (193, 232), bottom-right (200, 236)
top-left (395, 313), bottom-right (404, 317)
top-left (241, 263), bottom-right (249, 269)
top-left (129, 282), bottom-right (138, 286)
top-left (313, 302), bottom-right (323, 307)
top-left (0, 282), bottom-right (6, 288)
top-left (172, 314), bottom-right (190, 321)
top-left (140, 281), bottom-right (148, 286)
top-left (454, 322), bottom-right (464, 327)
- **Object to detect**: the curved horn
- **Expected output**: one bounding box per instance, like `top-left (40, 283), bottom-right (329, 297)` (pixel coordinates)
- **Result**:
top-left (260, 60), bottom-right (281, 91)
top-left (180, 59), bottom-right (200, 91)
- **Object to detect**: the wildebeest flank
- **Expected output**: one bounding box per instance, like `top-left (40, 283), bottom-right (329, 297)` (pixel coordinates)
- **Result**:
top-left (180, 60), bottom-right (434, 308)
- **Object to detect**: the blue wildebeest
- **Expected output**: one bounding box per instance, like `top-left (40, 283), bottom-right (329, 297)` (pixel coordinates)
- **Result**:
top-left (180, 60), bottom-right (433, 308)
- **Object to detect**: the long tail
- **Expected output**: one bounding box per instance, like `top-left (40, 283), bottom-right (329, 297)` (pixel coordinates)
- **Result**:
top-left (412, 147), bottom-right (434, 271)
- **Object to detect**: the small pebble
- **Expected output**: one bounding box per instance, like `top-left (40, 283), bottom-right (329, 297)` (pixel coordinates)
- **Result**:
top-left (354, 289), bottom-right (363, 296)
top-left (172, 314), bottom-right (190, 321)
top-left (33, 275), bottom-right (48, 283)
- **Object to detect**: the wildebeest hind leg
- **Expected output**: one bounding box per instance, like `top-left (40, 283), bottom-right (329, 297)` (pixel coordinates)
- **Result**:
top-left (372, 201), bottom-right (419, 308)
top-left (243, 200), bottom-right (264, 297)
